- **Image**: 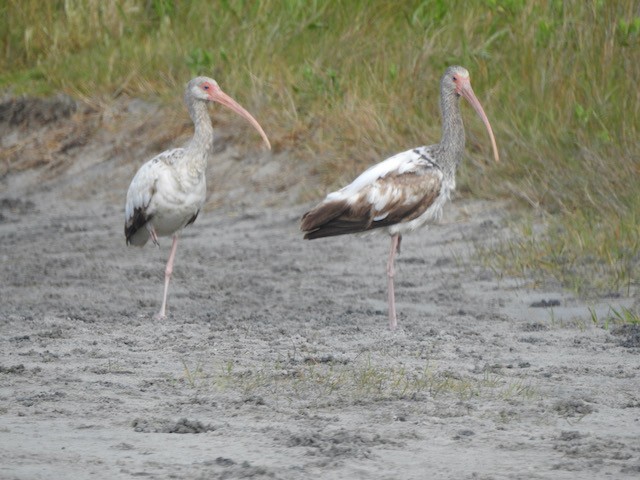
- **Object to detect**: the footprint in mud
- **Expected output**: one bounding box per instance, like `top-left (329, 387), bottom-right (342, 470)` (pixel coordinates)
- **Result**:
top-left (132, 417), bottom-right (216, 434)
top-left (553, 432), bottom-right (637, 474)
top-left (553, 397), bottom-right (595, 418)
top-left (282, 428), bottom-right (402, 459)
top-left (0, 364), bottom-right (26, 374)
top-left (611, 324), bottom-right (640, 348)
top-left (0, 198), bottom-right (37, 222)
top-left (530, 299), bottom-right (561, 308)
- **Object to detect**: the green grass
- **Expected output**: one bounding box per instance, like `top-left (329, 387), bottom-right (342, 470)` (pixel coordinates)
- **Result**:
top-left (2, 0), bottom-right (639, 295)
top-left (178, 354), bottom-right (536, 404)
top-left (589, 305), bottom-right (640, 329)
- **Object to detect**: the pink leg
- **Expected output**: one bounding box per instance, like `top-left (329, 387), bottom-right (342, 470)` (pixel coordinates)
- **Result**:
top-left (387, 234), bottom-right (401, 330)
top-left (155, 235), bottom-right (179, 319)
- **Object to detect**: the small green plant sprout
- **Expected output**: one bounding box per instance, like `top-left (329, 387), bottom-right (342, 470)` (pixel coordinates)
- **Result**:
top-left (588, 305), bottom-right (639, 329)
top-left (535, 19), bottom-right (555, 48)
top-left (186, 48), bottom-right (214, 76)
top-left (609, 306), bottom-right (640, 325)
top-left (616, 17), bottom-right (640, 46)
top-left (181, 358), bottom-right (206, 388)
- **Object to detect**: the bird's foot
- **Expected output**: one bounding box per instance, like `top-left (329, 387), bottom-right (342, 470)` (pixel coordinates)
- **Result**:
top-left (153, 311), bottom-right (166, 321)
top-left (147, 224), bottom-right (160, 246)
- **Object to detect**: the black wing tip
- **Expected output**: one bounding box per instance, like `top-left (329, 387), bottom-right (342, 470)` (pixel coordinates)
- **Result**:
top-left (302, 229), bottom-right (330, 240)
top-left (302, 228), bottom-right (326, 240)
top-left (125, 208), bottom-right (151, 246)
top-left (302, 222), bottom-right (371, 239)
top-left (124, 223), bottom-right (136, 245)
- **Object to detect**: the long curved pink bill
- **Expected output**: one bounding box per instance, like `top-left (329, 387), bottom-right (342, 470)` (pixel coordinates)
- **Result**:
top-left (460, 85), bottom-right (499, 163)
top-left (211, 90), bottom-right (271, 150)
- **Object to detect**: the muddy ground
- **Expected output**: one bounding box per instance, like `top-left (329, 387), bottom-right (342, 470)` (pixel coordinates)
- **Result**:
top-left (1, 95), bottom-right (639, 479)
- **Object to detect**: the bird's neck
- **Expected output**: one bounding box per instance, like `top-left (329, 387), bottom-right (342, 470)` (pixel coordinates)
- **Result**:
top-left (438, 91), bottom-right (465, 179)
top-left (185, 99), bottom-right (215, 175)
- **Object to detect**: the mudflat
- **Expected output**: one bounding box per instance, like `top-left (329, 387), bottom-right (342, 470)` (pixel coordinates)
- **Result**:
top-left (1, 96), bottom-right (638, 479)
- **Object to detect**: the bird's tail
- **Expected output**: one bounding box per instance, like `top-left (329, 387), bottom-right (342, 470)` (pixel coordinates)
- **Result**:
top-left (301, 200), bottom-right (370, 239)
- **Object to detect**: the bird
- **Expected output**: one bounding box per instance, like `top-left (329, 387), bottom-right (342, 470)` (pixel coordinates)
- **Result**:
top-left (125, 76), bottom-right (270, 319)
top-left (301, 66), bottom-right (499, 330)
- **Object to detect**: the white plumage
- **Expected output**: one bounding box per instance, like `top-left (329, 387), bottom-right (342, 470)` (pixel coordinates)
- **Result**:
top-left (125, 77), bottom-right (270, 319)
top-left (125, 148), bottom-right (206, 246)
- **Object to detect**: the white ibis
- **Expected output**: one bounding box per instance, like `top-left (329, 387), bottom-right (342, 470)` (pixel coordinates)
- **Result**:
top-left (125, 77), bottom-right (270, 319)
top-left (301, 66), bottom-right (499, 330)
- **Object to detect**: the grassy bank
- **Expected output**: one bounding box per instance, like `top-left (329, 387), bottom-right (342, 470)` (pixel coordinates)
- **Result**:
top-left (2, 0), bottom-right (639, 296)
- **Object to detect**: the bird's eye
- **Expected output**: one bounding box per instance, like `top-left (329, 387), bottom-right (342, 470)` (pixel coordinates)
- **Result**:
top-left (203, 84), bottom-right (210, 90)
top-left (452, 76), bottom-right (457, 82)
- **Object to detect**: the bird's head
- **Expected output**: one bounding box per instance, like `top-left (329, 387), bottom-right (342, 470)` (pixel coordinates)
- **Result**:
top-left (442, 66), bottom-right (499, 163)
top-left (442, 65), bottom-right (471, 96)
top-left (186, 76), bottom-right (271, 150)
top-left (188, 76), bottom-right (222, 102)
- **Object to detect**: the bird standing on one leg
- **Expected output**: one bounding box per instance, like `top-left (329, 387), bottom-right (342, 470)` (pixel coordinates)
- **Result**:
top-left (301, 66), bottom-right (499, 330)
top-left (125, 77), bottom-right (271, 319)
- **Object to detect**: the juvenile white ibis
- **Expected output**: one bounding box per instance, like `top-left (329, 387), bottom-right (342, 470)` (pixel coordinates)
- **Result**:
top-left (301, 66), bottom-right (499, 330)
top-left (125, 77), bottom-right (270, 319)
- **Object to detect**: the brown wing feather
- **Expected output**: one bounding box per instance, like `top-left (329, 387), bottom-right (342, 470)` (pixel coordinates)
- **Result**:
top-left (302, 169), bottom-right (442, 239)
top-left (368, 170), bottom-right (441, 227)
top-left (302, 201), bottom-right (371, 239)
top-left (301, 200), bottom-right (350, 233)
